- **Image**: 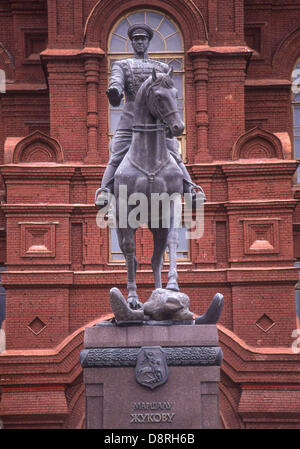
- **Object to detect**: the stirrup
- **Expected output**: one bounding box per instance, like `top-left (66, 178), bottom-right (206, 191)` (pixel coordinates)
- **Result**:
top-left (192, 184), bottom-right (206, 203)
top-left (95, 187), bottom-right (112, 209)
top-left (184, 180), bottom-right (206, 203)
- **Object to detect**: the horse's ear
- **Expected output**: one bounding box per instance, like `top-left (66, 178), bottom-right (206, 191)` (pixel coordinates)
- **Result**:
top-left (152, 67), bottom-right (157, 82)
top-left (167, 66), bottom-right (174, 78)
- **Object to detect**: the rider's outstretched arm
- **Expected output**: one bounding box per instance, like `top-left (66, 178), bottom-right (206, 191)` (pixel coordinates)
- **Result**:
top-left (107, 61), bottom-right (125, 107)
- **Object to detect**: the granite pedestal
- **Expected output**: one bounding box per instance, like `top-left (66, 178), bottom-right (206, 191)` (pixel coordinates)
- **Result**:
top-left (80, 323), bottom-right (222, 429)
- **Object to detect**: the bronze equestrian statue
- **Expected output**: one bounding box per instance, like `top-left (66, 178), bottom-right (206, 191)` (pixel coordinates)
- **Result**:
top-left (95, 24), bottom-right (203, 208)
top-left (113, 67), bottom-right (184, 307)
top-left (95, 24), bottom-right (216, 317)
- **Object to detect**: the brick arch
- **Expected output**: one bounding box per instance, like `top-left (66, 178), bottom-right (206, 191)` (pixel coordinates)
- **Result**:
top-left (83, 0), bottom-right (208, 49)
top-left (272, 27), bottom-right (300, 78)
top-left (12, 131), bottom-right (64, 164)
top-left (232, 127), bottom-right (284, 160)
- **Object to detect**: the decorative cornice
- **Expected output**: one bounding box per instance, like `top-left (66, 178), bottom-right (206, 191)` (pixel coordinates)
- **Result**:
top-left (224, 199), bottom-right (298, 211)
top-left (188, 160), bottom-right (297, 176)
top-left (0, 165), bottom-right (105, 179)
top-left (294, 185), bottom-right (300, 199)
top-left (245, 78), bottom-right (291, 89)
top-left (188, 45), bottom-right (253, 58)
top-left (1, 271), bottom-right (74, 287)
top-left (3, 83), bottom-right (47, 93)
top-left (218, 324), bottom-right (300, 384)
top-left (40, 47), bottom-right (105, 61)
top-left (2, 267), bottom-right (297, 288)
top-left (0, 165), bottom-right (76, 180)
top-left (222, 161), bottom-right (298, 177)
top-left (80, 346), bottom-right (223, 368)
top-left (1, 204), bottom-right (75, 213)
top-left (226, 267), bottom-right (299, 285)
top-left (40, 47), bottom-right (105, 87)
top-left (187, 164), bottom-right (223, 178)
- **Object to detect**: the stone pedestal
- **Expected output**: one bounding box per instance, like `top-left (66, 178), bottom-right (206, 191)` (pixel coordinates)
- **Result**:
top-left (80, 323), bottom-right (222, 429)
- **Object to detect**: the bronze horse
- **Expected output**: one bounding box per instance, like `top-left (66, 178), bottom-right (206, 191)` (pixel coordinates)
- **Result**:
top-left (113, 67), bottom-right (185, 308)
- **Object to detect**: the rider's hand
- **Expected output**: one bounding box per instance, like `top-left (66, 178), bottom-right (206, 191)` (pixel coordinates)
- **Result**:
top-left (106, 87), bottom-right (123, 107)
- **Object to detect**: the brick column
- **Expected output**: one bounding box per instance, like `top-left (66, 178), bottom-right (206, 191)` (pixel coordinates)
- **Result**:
top-left (188, 45), bottom-right (252, 162)
top-left (83, 54), bottom-right (103, 164)
top-left (189, 53), bottom-right (212, 163)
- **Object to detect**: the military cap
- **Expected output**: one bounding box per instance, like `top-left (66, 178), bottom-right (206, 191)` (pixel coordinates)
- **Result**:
top-left (128, 24), bottom-right (154, 41)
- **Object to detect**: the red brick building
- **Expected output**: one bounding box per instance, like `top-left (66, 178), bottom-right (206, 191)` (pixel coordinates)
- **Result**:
top-left (0, 0), bottom-right (300, 429)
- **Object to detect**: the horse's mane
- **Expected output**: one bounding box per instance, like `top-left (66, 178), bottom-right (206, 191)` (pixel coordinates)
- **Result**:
top-left (141, 72), bottom-right (175, 98)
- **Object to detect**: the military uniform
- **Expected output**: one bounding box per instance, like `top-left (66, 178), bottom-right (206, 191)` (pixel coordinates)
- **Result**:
top-left (101, 57), bottom-right (183, 191)
top-left (97, 23), bottom-right (200, 201)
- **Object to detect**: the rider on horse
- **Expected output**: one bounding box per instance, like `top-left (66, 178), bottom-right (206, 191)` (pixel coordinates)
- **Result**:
top-left (95, 23), bottom-right (203, 207)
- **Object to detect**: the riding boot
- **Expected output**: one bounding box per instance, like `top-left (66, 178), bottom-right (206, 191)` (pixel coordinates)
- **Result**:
top-left (95, 163), bottom-right (117, 208)
top-left (178, 162), bottom-right (194, 193)
top-left (178, 162), bottom-right (206, 208)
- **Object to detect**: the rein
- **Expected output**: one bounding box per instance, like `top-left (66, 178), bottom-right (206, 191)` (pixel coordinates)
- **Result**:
top-left (129, 74), bottom-right (177, 182)
top-left (132, 123), bottom-right (165, 133)
top-left (131, 123), bottom-right (171, 183)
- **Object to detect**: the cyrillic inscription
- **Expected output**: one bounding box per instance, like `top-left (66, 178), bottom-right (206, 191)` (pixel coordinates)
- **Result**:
top-left (133, 401), bottom-right (173, 410)
top-left (130, 413), bottom-right (175, 424)
top-left (130, 401), bottom-right (175, 424)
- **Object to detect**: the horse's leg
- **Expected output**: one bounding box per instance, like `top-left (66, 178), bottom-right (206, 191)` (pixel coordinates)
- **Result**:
top-left (166, 225), bottom-right (179, 291)
top-left (117, 227), bottom-right (140, 309)
top-left (150, 227), bottom-right (169, 289)
top-left (165, 198), bottom-right (180, 291)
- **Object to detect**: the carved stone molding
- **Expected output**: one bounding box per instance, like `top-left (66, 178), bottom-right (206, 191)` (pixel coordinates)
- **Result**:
top-left (5, 131), bottom-right (64, 164)
top-left (19, 221), bottom-right (58, 258)
top-left (232, 127), bottom-right (284, 160)
top-left (241, 218), bottom-right (280, 255)
top-left (80, 345), bottom-right (223, 368)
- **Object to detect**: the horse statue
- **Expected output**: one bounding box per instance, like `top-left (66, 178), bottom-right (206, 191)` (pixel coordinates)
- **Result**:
top-left (113, 67), bottom-right (184, 309)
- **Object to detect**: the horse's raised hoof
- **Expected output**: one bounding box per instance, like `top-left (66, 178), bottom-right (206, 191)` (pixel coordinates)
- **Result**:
top-left (195, 293), bottom-right (224, 325)
top-left (166, 282), bottom-right (179, 292)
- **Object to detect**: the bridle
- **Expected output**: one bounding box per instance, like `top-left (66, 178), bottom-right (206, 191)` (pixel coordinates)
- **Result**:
top-left (129, 75), bottom-right (179, 181)
top-left (132, 76), bottom-right (179, 131)
top-left (132, 123), bottom-right (165, 133)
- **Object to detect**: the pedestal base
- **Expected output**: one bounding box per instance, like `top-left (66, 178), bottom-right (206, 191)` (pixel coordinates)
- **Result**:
top-left (81, 323), bottom-right (222, 429)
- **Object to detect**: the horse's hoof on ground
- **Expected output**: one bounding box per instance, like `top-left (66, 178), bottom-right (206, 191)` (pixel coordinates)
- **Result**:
top-left (128, 296), bottom-right (142, 310)
top-left (109, 288), bottom-right (144, 321)
top-left (166, 282), bottom-right (179, 292)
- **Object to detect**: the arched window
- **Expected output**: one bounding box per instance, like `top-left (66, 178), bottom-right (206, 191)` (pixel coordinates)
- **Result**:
top-left (292, 59), bottom-right (300, 182)
top-left (107, 10), bottom-right (188, 262)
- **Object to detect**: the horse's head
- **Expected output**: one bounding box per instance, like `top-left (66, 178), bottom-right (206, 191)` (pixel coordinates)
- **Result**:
top-left (146, 67), bottom-right (185, 137)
